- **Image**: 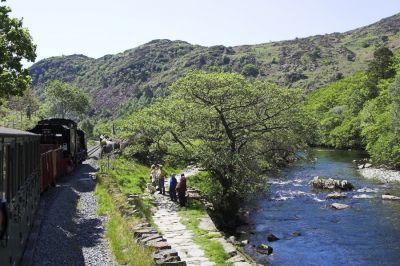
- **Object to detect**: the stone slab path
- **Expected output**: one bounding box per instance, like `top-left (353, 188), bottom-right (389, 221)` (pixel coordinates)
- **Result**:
top-left (153, 194), bottom-right (214, 266)
top-left (152, 168), bottom-right (254, 266)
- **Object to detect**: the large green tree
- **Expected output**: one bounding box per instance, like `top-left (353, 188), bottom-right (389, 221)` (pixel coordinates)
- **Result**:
top-left (118, 71), bottom-right (311, 227)
top-left (43, 80), bottom-right (90, 120)
top-left (0, 1), bottom-right (36, 100)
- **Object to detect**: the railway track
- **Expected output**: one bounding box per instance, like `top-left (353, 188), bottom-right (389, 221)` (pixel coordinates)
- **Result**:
top-left (87, 145), bottom-right (101, 157)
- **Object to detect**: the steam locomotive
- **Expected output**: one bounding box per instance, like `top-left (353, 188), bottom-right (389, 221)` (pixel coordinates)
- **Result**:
top-left (0, 118), bottom-right (87, 265)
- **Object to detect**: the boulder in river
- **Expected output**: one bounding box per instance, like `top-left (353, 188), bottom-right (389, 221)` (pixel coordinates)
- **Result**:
top-left (331, 203), bottom-right (351, 210)
top-left (256, 244), bottom-right (273, 255)
top-left (267, 233), bottom-right (280, 242)
top-left (310, 176), bottom-right (354, 191)
top-left (326, 192), bottom-right (347, 199)
top-left (382, 194), bottom-right (400, 200)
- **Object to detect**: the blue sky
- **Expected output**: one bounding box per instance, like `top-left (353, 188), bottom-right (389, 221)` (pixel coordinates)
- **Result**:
top-left (8, 0), bottom-right (400, 63)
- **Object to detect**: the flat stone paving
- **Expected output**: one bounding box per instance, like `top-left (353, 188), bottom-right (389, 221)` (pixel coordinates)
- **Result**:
top-left (152, 168), bottom-right (254, 266)
top-left (153, 193), bottom-right (215, 266)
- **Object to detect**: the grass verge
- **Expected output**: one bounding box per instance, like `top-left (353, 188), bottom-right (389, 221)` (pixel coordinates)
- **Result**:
top-left (179, 201), bottom-right (232, 266)
top-left (95, 173), bottom-right (154, 266)
top-left (96, 157), bottom-right (185, 265)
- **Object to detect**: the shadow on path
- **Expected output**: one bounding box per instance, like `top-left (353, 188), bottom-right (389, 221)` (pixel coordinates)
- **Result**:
top-left (31, 160), bottom-right (112, 266)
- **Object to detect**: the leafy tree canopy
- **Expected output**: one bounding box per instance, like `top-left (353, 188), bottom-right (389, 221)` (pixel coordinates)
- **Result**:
top-left (0, 1), bottom-right (36, 100)
top-left (242, 64), bottom-right (259, 77)
top-left (368, 47), bottom-right (395, 81)
top-left (110, 71), bottom-right (311, 227)
top-left (42, 80), bottom-right (91, 120)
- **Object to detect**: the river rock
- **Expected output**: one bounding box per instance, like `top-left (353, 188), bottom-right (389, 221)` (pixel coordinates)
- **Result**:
top-left (382, 194), bottom-right (400, 200)
top-left (228, 235), bottom-right (236, 244)
top-left (353, 194), bottom-right (375, 199)
top-left (292, 231), bottom-right (301, 237)
top-left (256, 244), bottom-right (273, 255)
top-left (326, 192), bottom-right (347, 199)
top-left (267, 233), bottom-right (280, 242)
top-left (310, 176), bottom-right (354, 191)
top-left (331, 203), bottom-right (350, 210)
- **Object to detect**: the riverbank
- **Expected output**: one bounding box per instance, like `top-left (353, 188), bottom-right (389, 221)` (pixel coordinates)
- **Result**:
top-left (358, 167), bottom-right (400, 183)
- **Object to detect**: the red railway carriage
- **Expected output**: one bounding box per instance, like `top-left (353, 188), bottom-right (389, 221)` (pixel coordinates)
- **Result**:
top-left (39, 144), bottom-right (63, 192)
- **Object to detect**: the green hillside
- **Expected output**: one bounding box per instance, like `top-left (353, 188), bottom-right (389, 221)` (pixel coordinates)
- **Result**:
top-left (30, 13), bottom-right (400, 118)
top-left (305, 47), bottom-right (400, 168)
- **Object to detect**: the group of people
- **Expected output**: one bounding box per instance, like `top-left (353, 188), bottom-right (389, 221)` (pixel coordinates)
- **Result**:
top-left (150, 164), bottom-right (187, 207)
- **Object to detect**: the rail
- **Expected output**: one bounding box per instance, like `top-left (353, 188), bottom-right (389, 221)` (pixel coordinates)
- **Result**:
top-left (87, 145), bottom-right (101, 157)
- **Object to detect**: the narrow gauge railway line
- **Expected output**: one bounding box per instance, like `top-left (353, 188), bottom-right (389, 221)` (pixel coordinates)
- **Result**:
top-left (87, 145), bottom-right (101, 158)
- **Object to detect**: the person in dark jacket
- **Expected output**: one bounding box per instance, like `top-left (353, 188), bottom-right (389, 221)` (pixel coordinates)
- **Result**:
top-left (177, 173), bottom-right (187, 207)
top-left (169, 174), bottom-right (178, 201)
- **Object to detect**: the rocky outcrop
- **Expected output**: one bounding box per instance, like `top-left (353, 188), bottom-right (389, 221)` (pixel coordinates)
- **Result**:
top-left (310, 176), bottom-right (354, 191)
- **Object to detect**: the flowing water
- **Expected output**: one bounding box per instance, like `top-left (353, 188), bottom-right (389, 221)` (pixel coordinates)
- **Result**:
top-left (243, 149), bottom-right (400, 266)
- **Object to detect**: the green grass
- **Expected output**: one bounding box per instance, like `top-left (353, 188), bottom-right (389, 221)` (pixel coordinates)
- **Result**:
top-left (103, 158), bottom-right (149, 195)
top-left (95, 176), bottom-right (154, 266)
top-left (179, 201), bottom-right (232, 266)
top-left (101, 158), bottom-right (183, 195)
top-left (187, 171), bottom-right (212, 195)
top-left (99, 157), bottom-right (183, 224)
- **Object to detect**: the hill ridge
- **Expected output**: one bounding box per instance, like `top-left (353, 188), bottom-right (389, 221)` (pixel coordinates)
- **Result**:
top-left (30, 12), bottom-right (400, 118)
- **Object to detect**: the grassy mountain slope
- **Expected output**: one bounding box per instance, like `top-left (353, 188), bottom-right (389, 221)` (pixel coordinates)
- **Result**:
top-left (30, 13), bottom-right (400, 117)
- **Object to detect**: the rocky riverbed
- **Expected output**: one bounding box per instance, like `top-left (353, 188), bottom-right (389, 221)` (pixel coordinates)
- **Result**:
top-left (358, 167), bottom-right (400, 183)
top-left (242, 149), bottom-right (400, 266)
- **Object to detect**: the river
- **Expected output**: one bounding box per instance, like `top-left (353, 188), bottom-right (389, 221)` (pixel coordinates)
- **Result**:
top-left (242, 149), bottom-right (400, 266)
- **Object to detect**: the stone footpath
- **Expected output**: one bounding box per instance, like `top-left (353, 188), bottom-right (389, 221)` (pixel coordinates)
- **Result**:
top-left (153, 194), bottom-right (214, 266)
top-left (151, 169), bottom-right (254, 266)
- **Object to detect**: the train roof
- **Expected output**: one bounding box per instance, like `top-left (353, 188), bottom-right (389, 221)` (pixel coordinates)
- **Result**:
top-left (0, 126), bottom-right (39, 137)
top-left (30, 123), bottom-right (71, 131)
top-left (38, 118), bottom-right (77, 127)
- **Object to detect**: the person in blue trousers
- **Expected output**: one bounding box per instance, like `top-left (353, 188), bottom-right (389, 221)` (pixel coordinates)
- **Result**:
top-left (169, 174), bottom-right (178, 201)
